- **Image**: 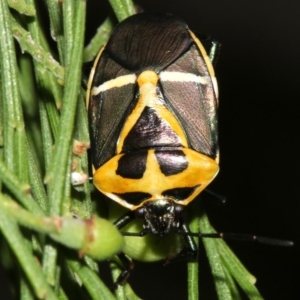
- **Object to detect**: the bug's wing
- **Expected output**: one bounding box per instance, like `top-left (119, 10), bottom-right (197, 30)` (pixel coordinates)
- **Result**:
top-left (160, 43), bottom-right (219, 160)
top-left (88, 54), bottom-right (136, 168)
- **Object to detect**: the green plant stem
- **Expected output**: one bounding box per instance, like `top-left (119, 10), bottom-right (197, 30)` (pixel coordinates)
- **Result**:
top-left (218, 240), bottom-right (263, 299)
top-left (83, 14), bottom-right (115, 62)
top-left (0, 159), bottom-right (43, 215)
top-left (39, 100), bottom-right (55, 175)
top-left (198, 211), bottom-right (232, 300)
top-left (41, 2), bottom-right (87, 282)
top-left (26, 138), bottom-right (48, 213)
top-left (11, 17), bottom-right (64, 83)
top-left (122, 0), bottom-right (135, 15)
top-left (187, 204), bottom-right (199, 300)
top-left (222, 266), bottom-right (242, 300)
top-left (43, 1), bottom-right (86, 281)
top-left (45, 0), bottom-right (64, 63)
top-left (0, 210), bottom-right (57, 300)
top-left (8, 0), bottom-right (36, 16)
top-left (25, 0), bottom-right (62, 183)
top-left (62, 0), bottom-right (75, 71)
top-left (108, 0), bottom-right (135, 21)
top-left (124, 285), bottom-right (142, 300)
top-left (20, 276), bottom-right (35, 300)
top-left (0, 193), bottom-right (56, 233)
top-left (42, 242), bottom-right (59, 287)
top-left (18, 54), bottom-right (44, 172)
top-left (0, 0), bottom-right (21, 172)
top-left (47, 0), bottom-right (86, 216)
top-left (68, 260), bottom-right (116, 300)
top-left (0, 114), bottom-right (3, 188)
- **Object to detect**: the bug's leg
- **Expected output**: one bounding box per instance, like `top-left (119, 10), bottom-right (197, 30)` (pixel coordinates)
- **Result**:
top-left (111, 211), bottom-right (140, 287)
top-left (208, 40), bottom-right (221, 66)
top-left (165, 221), bottom-right (198, 264)
top-left (112, 253), bottom-right (135, 287)
top-left (113, 210), bottom-right (135, 229)
top-left (197, 34), bottom-right (221, 66)
top-left (178, 221), bottom-right (199, 260)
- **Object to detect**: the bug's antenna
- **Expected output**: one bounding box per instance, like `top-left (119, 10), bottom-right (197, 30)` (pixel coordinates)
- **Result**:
top-left (184, 232), bottom-right (294, 247)
top-left (204, 189), bottom-right (227, 205)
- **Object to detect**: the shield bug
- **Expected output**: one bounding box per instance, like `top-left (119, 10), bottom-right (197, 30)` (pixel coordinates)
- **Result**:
top-left (87, 13), bottom-right (292, 284)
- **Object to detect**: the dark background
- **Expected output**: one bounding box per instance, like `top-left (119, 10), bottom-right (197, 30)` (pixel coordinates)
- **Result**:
top-left (85, 0), bottom-right (299, 299)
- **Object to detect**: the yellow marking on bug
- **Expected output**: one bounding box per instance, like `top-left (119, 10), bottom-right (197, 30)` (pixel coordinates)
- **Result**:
top-left (137, 70), bottom-right (158, 86)
top-left (116, 70), bottom-right (189, 154)
top-left (91, 74), bottom-right (137, 95)
top-left (93, 148), bottom-right (219, 210)
top-left (189, 31), bottom-right (215, 77)
top-left (160, 71), bottom-right (210, 85)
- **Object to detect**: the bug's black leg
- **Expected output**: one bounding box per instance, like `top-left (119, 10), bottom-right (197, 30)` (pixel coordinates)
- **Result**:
top-left (112, 253), bottom-right (135, 287)
top-left (113, 210), bottom-right (135, 229)
top-left (178, 221), bottom-right (198, 260)
top-left (111, 211), bottom-right (146, 286)
top-left (165, 220), bottom-right (198, 265)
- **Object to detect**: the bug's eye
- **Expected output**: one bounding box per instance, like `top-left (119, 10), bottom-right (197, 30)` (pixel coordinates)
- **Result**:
top-left (114, 192), bottom-right (152, 205)
top-left (162, 186), bottom-right (200, 201)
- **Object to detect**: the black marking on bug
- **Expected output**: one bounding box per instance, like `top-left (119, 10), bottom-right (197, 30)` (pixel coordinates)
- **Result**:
top-left (116, 151), bottom-right (148, 179)
top-left (122, 106), bottom-right (182, 152)
top-left (113, 192), bottom-right (152, 206)
top-left (162, 186), bottom-right (200, 201)
top-left (154, 149), bottom-right (188, 176)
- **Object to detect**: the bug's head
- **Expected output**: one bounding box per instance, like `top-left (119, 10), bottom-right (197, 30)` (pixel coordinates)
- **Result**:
top-left (135, 199), bottom-right (185, 236)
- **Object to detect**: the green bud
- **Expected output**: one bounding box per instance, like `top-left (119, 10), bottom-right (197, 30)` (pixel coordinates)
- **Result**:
top-left (50, 216), bottom-right (124, 260)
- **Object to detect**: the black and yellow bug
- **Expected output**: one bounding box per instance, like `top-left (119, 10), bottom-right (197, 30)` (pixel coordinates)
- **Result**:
top-left (87, 13), bottom-right (220, 262)
top-left (87, 12), bottom-right (219, 233)
top-left (86, 12), bottom-right (293, 283)
top-left (86, 13), bottom-right (222, 274)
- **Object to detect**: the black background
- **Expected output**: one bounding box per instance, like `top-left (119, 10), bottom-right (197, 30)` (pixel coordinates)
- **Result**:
top-left (85, 0), bottom-right (299, 299)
